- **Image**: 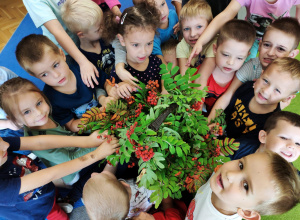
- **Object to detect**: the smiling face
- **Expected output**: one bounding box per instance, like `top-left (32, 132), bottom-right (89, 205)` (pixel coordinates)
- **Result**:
top-left (29, 47), bottom-right (72, 89)
top-left (214, 39), bottom-right (251, 75)
top-left (210, 152), bottom-right (276, 213)
top-left (119, 27), bottom-right (155, 65)
top-left (181, 16), bottom-right (208, 47)
top-left (13, 92), bottom-right (51, 129)
top-left (253, 64), bottom-right (299, 106)
top-left (259, 120), bottom-right (300, 162)
top-left (259, 29), bottom-right (297, 69)
top-left (154, 0), bottom-right (169, 26)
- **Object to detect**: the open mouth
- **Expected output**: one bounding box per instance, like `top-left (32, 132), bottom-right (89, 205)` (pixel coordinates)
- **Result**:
top-left (189, 39), bottom-right (198, 44)
top-left (281, 151), bottom-right (292, 158)
top-left (161, 16), bottom-right (167, 22)
top-left (257, 92), bottom-right (267, 101)
top-left (263, 58), bottom-right (273, 64)
top-left (217, 173), bottom-right (224, 189)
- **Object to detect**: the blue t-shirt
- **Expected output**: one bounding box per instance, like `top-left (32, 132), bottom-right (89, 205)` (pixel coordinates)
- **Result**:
top-left (43, 63), bottom-right (98, 126)
top-left (0, 137), bottom-right (55, 220)
top-left (79, 39), bottom-right (114, 88)
top-left (152, 9), bottom-right (178, 56)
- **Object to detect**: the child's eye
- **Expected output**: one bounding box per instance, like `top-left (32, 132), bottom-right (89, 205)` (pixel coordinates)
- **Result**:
top-left (280, 136), bottom-right (288, 140)
top-left (24, 110), bottom-right (30, 115)
top-left (237, 57), bottom-right (244, 61)
top-left (37, 101), bottom-right (42, 106)
top-left (275, 88), bottom-right (281, 94)
top-left (183, 28), bottom-right (190, 31)
top-left (161, 2), bottom-right (165, 6)
top-left (196, 25), bottom-right (202, 29)
top-left (42, 73), bottom-right (48, 77)
top-left (147, 42), bottom-right (153, 46)
top-left (53, 63), bottom-right (59, 68)
top-left (238, 161), bottom-right (243, 170)
top-left (277, 47), bottom-right (286, 52)
top-left (263, 43), bottom-right (271, 48)
top-left (133, 44), bottom-right (138, 47)
top-left (243, 181), bottom-right (249, 191)
top-left (222, 53), bottom-right (229, 57)
top-left (295, 142), bottom-right (300, 146)
top-left (263, 79), bottom-right (268, 84)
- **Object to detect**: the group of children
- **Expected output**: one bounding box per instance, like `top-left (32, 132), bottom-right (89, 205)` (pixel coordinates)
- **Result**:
top-left (1, 0), bottom-right (300, 219)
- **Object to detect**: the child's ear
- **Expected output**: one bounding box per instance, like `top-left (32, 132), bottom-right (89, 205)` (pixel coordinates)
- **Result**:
top-left (213, 43), bottom-right (217, 55)
top-left (258, 130), bottom-right (267, 144)
top-left (237, 208), bottom-right (261, 220)
top-left (288, 48), bottom-right (299, 58)
top-left (117, 34), bottom-right (126, 47)
top-left (59, 48), bottom-right (66, 61)
top-left (77, 31), bottom-right (84, 39)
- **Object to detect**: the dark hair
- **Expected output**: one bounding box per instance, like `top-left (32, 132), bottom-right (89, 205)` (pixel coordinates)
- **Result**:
top-left (102, 1), bottom-right (160, 44)
top-left (217, 19), bottom-right (256, 47)
top-left (15, 34), bottom-right (60, 75)
top-left (264, 111), bottom-right (300, 133)
top-left (263, 17), bottom-right (300, 50)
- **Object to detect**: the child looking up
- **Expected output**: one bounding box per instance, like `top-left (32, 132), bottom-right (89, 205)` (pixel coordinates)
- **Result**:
top-left (114, 0), bottom-right (179, 87)
top-left (187, 0), bottom-right (300, 65)
top-left (103, 1), bottom-right (166, 98)
top-left (208, 17), bottom-right (300, 122)
top-left (199, 20), bottom-right (256, 114)
top-left (231, 111), bottom-right (300, 162)
top-left (186, 151), bottom-right (300, 220)
top-left (16, 34), bottom-right (112, 132)
top-left (224, 57), bottom-right (300, 140)
top-left (0, 77), bottom-right (111, 185)
top-left (0, 134), bottom-right (118, 220)
top-left (176, 0), bottom-right (213, 76)
top-left (61, 0), bottom-right (115, 89)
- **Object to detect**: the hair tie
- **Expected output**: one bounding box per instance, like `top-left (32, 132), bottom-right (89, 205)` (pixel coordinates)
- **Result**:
top-left (120, 13), bottom-right (127, 25)
top-left (115, 16), bottom-right (120, 23)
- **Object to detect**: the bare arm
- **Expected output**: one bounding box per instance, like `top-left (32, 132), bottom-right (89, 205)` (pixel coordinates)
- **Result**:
top-left (19, 138), bottom-right (119, 194)
top-left (111, 5), bottom-right (122, 17)
top-left (187, 0), bottom-right (241, 65)
top-left (44, 20), bottom-right (99, 88)
top-left (207, 75), bottom-right (242, 123)
top-left (172, 1), bottom-right (182, 17)
top-left (195, 57), bottom-right (216, 90)
top-left (178, 58), bottom-right (188, 76)
top-left (0, 119), bottom-right (20, 130)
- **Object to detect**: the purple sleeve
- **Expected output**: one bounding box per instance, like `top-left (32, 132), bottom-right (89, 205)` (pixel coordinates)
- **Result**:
top-left (2, 137), bottom-right (21, 152)
top-left (105, 0), bottom-right (121, 9)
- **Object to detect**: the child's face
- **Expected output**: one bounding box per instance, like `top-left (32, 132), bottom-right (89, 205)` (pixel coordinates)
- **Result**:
top-left (253, 64), bottom-right (299, 106)
top-left (29, 48), bottom-right (72, 88)
top-left (213, 39), bottom-right (250, 75)
top-left (119, 28), bottom-right (155, 64)
top-left (154, 0), bottom-right (169, 25)
top-left (14, 92), bottom-right (50, 128)
top-left (259, 29), bottom-right (296, 69)
top-left (210, 152), bottom-right (276, 212)
top-left (259, 120), bottom-right (300, 162)
top-left (181, 16), bottom-right (208, 47)
top-left (83, 20), bottom-right (103, 42)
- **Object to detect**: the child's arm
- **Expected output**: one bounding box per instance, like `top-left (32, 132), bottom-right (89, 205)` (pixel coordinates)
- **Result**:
top-left (65, 118), bottom-right (82, 133)
top-left (44, 20), bottom-right (99, 88)
top-left (110, 5), bottom-right (122, 17)
top-left (105, 81), bottom-right (120, 99)
top-left (172, 0), bottom-right (182, 17)
top-left (187, 0), bottom-right (241, 65)
top-left (195, 57), bottom-right (216, 90)
top-left (178, 58), bottom-right (188, 76)
top-left (19, 138), bottom-right (119, 194)
top-left (0, 119), bottom-right (20, 130)
top-left (117, 82), bottom-right (137, 98)
top-left (207, 75), bottom-right (242, 123)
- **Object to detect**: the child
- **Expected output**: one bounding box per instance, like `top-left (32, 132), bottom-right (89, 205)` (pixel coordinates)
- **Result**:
top-left (92, 0), bottom-right (122, 17)
top-left (103, 1), bottom-right (166, 98)
top-left (0, 77), bottom-right (110, 185)
top-left (187, 0), bottom-right (300, 65)
top-left (0, 133), bottom-right (119, 220)
top-left (15, 34), bottom-right (112, 132)
top-left (199, 20), bottom-right (256, 114)
top-left (231, 111), bottom-right (300, 162)
top-left (161, 38), bottom-right (180, 70)
top-left (185, 151), bottom-right (300, 220)
top-left (208, 17), bottom-right (300, 122)
top-left (61, 0), bottom-right (115, 89)
top-left (23, 0), bottom-right (101, 88)
top-left (113, 0), bottom-right (179, 87)
top-left (224, 57), bottom-right (300, 140)
top-left (176, 0), bottom-right (213, 76)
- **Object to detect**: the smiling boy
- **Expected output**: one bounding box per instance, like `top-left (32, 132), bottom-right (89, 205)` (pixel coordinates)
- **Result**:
top-left (186, 151), bottom-right (300, 220)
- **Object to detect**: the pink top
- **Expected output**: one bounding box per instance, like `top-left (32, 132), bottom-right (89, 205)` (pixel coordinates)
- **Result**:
top-left (92, 0), bottom-right (121, 9)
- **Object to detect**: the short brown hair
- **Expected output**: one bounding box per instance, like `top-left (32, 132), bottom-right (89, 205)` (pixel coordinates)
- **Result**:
top-left (266, 57), bottom-right (300, 93)
top-left (217, 19), bottom-right (256, 47)
top-left (264, 17), bottom-right (300, 50)
top-left (61, 0), bottom-right (103, 34)
top-left (161, 38), bottom-right (179, 55)
top-left (0, 77), bottom-right (51, 128)
top-left (179, 0), bottom-right (213, 25)
top-left (15, 34), bottom-right (60, 75)
top-left (264, 111), bottom-right (300, 133)
top-left (254, 150), bottom-right (300, 215)
top-left (83, 173), bottom-right (129, 220)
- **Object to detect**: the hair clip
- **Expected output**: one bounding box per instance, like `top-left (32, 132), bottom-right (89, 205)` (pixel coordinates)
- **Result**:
top-left (120, 13), bottom-right (127, 25)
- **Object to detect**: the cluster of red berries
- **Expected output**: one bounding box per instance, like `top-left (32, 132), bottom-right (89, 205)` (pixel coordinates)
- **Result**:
top-left (204, 134), bottom-right (210, 139)
top-left (111, 121), bottom-right (123, 130)
top-left (214, 146), bottom-right (221, 157)
top-left (107, 160), bottom-right (112, 166)
top-left (191, 99), bottom-right (204, 111)
top-left (134, 144), bottom-right (154, 162)
top-left (146, 80), bottom-right (159, 91)
top-left (134, 103), bottom-right (144, 118)
top-left (215, 123), bottom-right (223, 136)
top-left (147, 91), bottom-right (158, 106)
top-left (125, 96), bottom-right (135, 105)
top-left (126, 122), bottom-right (138, 144)
top-left (128, 162), bottom-right (135, 168)
top-left (104, 134), bottom-right (112, 143)
top-left (175, 171), bottom-right (182, 177)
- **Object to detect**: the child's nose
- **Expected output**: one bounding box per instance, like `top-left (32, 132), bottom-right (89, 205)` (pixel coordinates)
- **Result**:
top-left (227, 57), bottom-right (234, 65)
top-left (267, 47), bottom-right (276, 56)
top-left (286, 140), bottom-right (295, 149)
top-left (53, 70), bottom-right (61, 78)
top-left (190, 28), bottom-right (196, 37)
top-left (226, 170), bottom-right (240, 183)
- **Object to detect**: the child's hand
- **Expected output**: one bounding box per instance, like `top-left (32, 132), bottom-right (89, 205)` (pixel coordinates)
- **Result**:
top-left (88, 130), bottom-right (108, 146)
top-left (95, 136), bottom-right (120, 159)
top-left (116, 65), bottom-right (139, 87)
top-left (187, 42), bottom-right (203, 67)
top-left (132, 212), bottom-right (155, 220)
top-left (79, 60), bottom-right (99, 88)
top-left (100, 96), bottom-right (117, 108)
top-left (173, 22), bottom-right (180, 35)
top-left (117, 83), bottom-right (137, 98)
top-left (161, 89), bottom-right (169, 95)
top-left (107, 84), bottom-right (120, 99)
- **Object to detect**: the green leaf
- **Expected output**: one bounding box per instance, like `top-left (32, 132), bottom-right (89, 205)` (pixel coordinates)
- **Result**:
top-left (130, 133), bottom-right (139, 141)
top-left (171, 66), bottom-right (179, 76)
top-left (162, 74), bottom-right (171, 80)
top-left (167, 62), bottom-right (173, 71)
top-left (190, 74), bottom-right (200, 81)
top-left (125, 140), bottom-right (133, 148)
top-left (188, 83), bottom-right (201, 88)
top-left (180, 84), bottom-right (189, 90)
top-left (177, 78), bottom-right (187, 86)
top-left (176, 147), bottom-right (183, 157)
top-left (146, 129), bottom-right (157, 135)
top-left (168, 84), bottom-right (177, 90)
top-left (164, 78), bottom-right (174, 84)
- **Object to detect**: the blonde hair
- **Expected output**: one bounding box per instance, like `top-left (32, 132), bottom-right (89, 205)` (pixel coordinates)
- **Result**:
top-left (254, 150), bottom-right (300, 215)
top-left (179, 0), bottom-right (213, 26)
top-left (0, 77), bottom-right (51, 128)
top-left (61, 0), bottom-right (103, 34)
top-left (83, 173), bottom-right (129, 220)
top-left (16, 34), bottom-right (60, 75)
top-left (266, 57), bottom-right (300, 93)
